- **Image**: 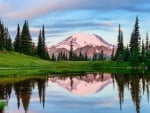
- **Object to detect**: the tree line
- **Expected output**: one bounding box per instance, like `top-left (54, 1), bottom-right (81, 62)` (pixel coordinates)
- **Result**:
top-left (0, 19), bottom-right (105, 61)
top-left (0, 17), bottom-right (150, 66)
top-left (112, 17), bottom-right (150, 67)
top-left (50, 40), bottom-right (105, 61)
top-left (0, 20), bottom-right (49, 60)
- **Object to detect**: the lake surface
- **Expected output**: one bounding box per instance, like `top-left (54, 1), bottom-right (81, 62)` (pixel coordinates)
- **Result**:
top-left (0, 72), bottom-right (150, 113)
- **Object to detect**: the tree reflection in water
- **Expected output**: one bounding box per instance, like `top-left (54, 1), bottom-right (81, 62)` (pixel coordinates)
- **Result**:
top-left (0, 72), bottom-right (149, 113)
top-left (113, 72), bottom-right (150, 113)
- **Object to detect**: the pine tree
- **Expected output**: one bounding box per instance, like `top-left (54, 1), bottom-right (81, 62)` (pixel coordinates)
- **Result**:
top-left (84, 52), bottom-right (88, 61)
top-left (3, 28), bottom-right (12, 51)
top-left (14, 24), bottom-right (21, 52)
top-left (37, 30), bottom-right (42, 57)
top-left (37, 25), bottom-right (49, 60)
top-left (141, 40), bottom-right (145, 62)
top-left (20, 20), bottom-right (32, 55)
top-left (130, 17), bottom-right (141, 66)
top-left (51, 53), bottom-right (56, 61)
top-left (123, 45), bottom-right (130, 61)
top-left (111, 45), bottom-right (115, 61)
top-left (69, 40), bottom-right (73, 61)
top-left (4, 28), bottom-right (9, 49)
top-left (115, 24), bottom-right (124, 62)
top-left (41, 25), bottom-right (48, 59)
top-left (93, 52), bottom-right (97, 61)
top-left (7, 35), bottom-right (12, 51)
top-left (100, 50), bottom-right (104, 61)
top-left (31, 42), bottom-right (37, 56)
top-left (0, 21), bottom-right (5, 50)
top-left (145, 33), bottom-right (149, 57)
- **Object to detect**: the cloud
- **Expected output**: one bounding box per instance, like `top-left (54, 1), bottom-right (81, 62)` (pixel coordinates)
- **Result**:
top-left (0, 0), bottom-right (150, 19)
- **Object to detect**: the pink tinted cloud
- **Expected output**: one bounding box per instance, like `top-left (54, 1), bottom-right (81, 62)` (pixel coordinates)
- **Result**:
top-left (3, 0), bottom-right (79, 19)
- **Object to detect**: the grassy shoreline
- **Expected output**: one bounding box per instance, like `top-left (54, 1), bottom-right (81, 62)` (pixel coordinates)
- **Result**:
top-left (0, 52), bottom-right (148, 76)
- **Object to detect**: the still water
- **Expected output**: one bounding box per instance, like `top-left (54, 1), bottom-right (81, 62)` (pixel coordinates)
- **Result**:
top-left (0, 73), bottom-right (150, 113)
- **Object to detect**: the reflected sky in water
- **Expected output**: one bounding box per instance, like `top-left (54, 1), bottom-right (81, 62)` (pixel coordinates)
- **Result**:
top-left (0, 73), bottom-right (150, 113)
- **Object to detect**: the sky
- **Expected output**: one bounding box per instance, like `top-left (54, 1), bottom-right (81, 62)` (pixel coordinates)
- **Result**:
top-left (0, 0), bottom-right (150, 46)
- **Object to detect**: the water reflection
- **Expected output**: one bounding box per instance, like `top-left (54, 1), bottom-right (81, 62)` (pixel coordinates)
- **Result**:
top-left (0, 73), bottom-right (149, 113)
top-left (112, 73), bottom-right (150, 113)
top-left (49, 73), bottom-right (112, 96)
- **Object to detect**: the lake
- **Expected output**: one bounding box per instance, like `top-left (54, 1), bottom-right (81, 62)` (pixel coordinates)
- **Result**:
top-left (0, 72), bottom-right (150, 113)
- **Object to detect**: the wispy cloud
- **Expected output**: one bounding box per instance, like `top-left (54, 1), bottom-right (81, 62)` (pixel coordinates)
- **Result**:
top-left (0, 0), bottom-right (150, 19)
top-left (0, 0), bottom-right (150, 46)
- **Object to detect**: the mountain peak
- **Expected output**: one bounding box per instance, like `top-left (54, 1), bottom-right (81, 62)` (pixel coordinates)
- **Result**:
top-left (54, 32), bottom-right (113, 50)
top-left (48, 32), bottom-right (114, 57)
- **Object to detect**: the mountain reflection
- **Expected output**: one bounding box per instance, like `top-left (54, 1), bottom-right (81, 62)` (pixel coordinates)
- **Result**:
top-left (49, 73), bottom-right (112, 96)
top-left (0, 73), bottom-right (150, 113)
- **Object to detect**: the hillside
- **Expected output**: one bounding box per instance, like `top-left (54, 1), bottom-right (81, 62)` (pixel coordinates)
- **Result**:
top-left (0, 51), bottom-right (51, 67)
top-left (0, 51), bottom-right (146, 76)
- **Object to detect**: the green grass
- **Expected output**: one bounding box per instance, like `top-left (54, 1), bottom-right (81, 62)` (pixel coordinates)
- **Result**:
top-left (0, 101), bottom-right (6, 110)
top-left (0, 51), bottom-right (51, 67)
top-left (0, 51), bottom-right (148, 76)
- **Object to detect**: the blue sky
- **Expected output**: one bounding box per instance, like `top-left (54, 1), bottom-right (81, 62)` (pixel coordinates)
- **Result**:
top-left (0, 0), bottom-right (150, 46)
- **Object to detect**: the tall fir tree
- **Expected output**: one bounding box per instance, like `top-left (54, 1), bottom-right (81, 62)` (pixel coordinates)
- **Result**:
top-left (7, 35), bottom-right (12, 51)
top-left (51, 53), bottom-right (56, 61)
top-left (4, 28), bottom-right (9, 49)
top-left (111, 45), bottom-right (115, 61)
top-left (84, 52), bottom-right (88, 61)
top-left (37, 30), bottom-right (42, 57)
top-left (37, 25), bottom-right (49, 60)
top-left (41, 25), bottom-right (49, 59)
top-left (145, 33), bottom-right (149, 57)
top-left (14, 24), bottom-right (21, 52)
top-left (69, 40), bottom-right (74, 61)
top-left (123, 45), bottom-right (130, 61)
top-left (140, 40), bottom-right (145, 62)
top-left (100, 50), bottom-right (104, 61)
top-left (130, 17), bottom-right (141, 66)
top-left (20, 20), bottom-right (32, 55)
top-left (115, 24), bottom-right (124, 62)
top-left (4, 28), bottom-right (12, 51)
top-left (0, 21), bottom-right (5, 50)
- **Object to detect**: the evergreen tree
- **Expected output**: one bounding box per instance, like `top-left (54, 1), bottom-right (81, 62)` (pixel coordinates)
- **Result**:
top-left (20, 20), bottom-right (32, 55)
top-left (100, 50), bottom-right (104, 61)
top-left (93, 52), bottom-right (97, 61)
top-left (37, 25), bottom-right (49, 60)
top-left (37, 30), bottom-right (42, 57)
top-left (115, 24), bottom-right (124, 62)
top-left (141, 40), bottom-right (145, 62)
top-left (84, 52), bottom-right (88, 61)
top-left (69, 40), bottom-right (73, 61)
top-left (51, 53), bottom-right (56, 61)
top-left (3, 28), bottom-right (12, 51)
top-left (123, 45), bottom-right (130, 61)
top-left (4, 28), bottom-right (9, 49)
top-left (145, 33), bottom-right (149, 57)
top-left (7, 36), bottom-right (12, 51)
top-left (79, 51), bottom-right (83, 61)
top-left (130, 17), bottom-right (141, 66)
top-left (111, 45), bottom-right (115, 61)
top-left (0, 21), bottom-right (5, 50)
top-left (41, 25), bottom-right (48, 59)
top-left (31, 42), bottom-right (37, 56)
top-left (57, 51), bottom-right (63, 61)
top-left (14, 24), bottom-right (21, 52)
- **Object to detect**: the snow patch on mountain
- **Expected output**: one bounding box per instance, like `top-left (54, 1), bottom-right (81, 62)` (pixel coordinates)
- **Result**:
top-left (55, 32), bottom-right (113, 50)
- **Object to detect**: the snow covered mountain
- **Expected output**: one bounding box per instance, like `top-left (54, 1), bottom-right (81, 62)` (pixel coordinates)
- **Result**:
top-left (48, 73), bottom-right (112, 96)
top-left (48, 32), bottom-right (114, 57)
